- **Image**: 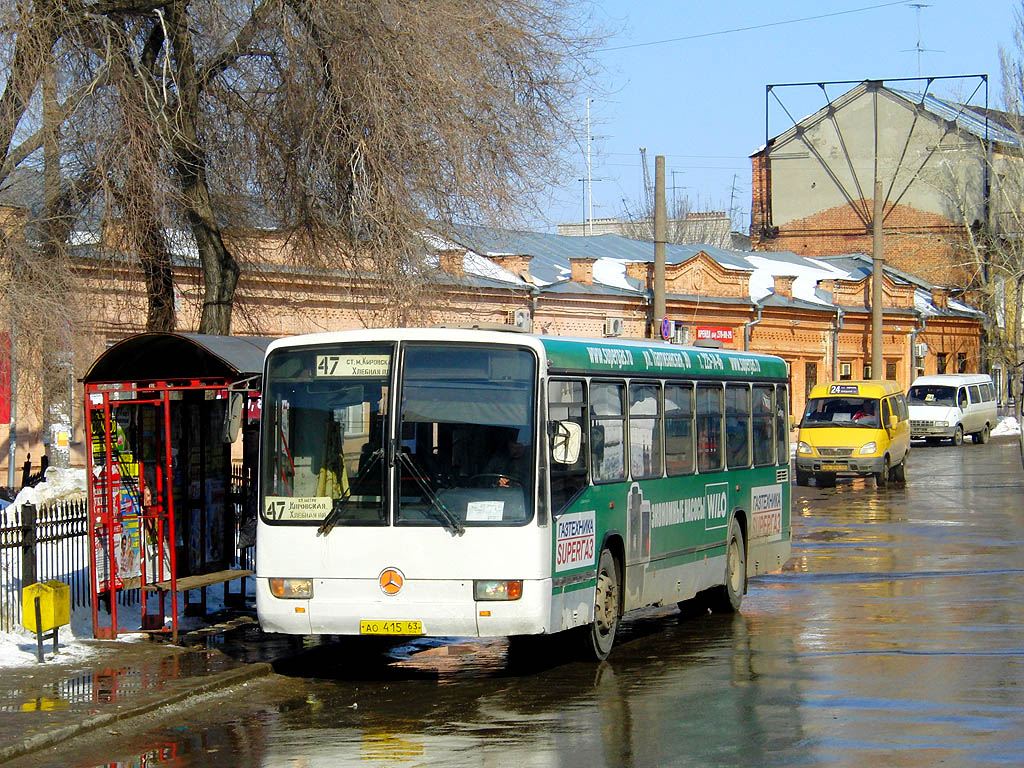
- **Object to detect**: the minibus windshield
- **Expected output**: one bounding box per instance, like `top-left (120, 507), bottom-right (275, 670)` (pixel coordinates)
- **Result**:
top-left (907, 385), bottom-right (956, 407)
top-left (802, 396), bottom-right (881, 428)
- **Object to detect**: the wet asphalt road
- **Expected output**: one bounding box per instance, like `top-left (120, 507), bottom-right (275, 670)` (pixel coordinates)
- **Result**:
top-left (22, 437), bottom-right (1024, 767)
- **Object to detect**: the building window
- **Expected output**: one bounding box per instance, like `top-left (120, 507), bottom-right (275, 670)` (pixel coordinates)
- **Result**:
top-left (936, 353), bottom-right (947, 374)
top-left (805, 362), bottom-right (817, 400)
top-left (885, 361), bottom-right (897, 381)
top-left (863, 364), bottom-right (872, 380)
top-left (957, 353), bottom-right (967, 373)
top-left (840, 362), bottom-right (852, 380)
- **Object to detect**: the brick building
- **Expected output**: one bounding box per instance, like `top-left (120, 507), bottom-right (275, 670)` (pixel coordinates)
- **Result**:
top-left (0, 222), bottom-right (984, 478)
top-left (749, 80), bottom-right (1021, 291)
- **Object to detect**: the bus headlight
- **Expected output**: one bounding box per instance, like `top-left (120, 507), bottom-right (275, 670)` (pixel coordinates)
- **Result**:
top-left (858, 442), bottom-right (877, 455)
top-left (269, 578), bottom-right (313, 599)
top-left (474, 580), bottom-right (523, 601)
top-left (797, 441), bottom-right (812, 455)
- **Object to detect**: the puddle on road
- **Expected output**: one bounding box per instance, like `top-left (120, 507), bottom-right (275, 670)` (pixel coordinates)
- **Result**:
top-left (3, 649), bottom-right (239, 713)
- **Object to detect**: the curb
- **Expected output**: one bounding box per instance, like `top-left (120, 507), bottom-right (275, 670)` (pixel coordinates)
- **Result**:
top-left (0, 662), bottom-right (274, 765)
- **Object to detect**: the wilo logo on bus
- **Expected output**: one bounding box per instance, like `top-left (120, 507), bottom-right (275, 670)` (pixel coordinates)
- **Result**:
top-left (704, 482), bottom-right (729, 529)
top-left (750, 483), bottom-right (783, 542)
top-left (555, 511), bottom-right (596, 572)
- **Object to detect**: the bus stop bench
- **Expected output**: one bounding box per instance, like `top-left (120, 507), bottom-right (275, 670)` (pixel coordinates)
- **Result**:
top-left (143, 569), bottom-right (254, 593)
top-left (144, 569), bottom-right (254, 618)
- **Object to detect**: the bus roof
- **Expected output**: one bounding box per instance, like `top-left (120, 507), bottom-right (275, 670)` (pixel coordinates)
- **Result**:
top-left (540, 336), bottom-right (788, 381)
top-left (264, 328), bottom-right (789, 382)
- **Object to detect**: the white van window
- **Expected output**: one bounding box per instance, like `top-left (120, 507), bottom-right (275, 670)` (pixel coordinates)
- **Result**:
top-left (957, 388), bottom-right (968, 409)
top-left (968, 385), bottom-right (982, 404)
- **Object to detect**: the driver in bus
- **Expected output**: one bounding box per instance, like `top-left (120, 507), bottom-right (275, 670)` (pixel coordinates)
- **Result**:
top-left (485, 429), bottom-right (530, 487)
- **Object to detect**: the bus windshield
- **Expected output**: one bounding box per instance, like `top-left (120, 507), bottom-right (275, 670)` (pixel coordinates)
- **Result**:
top-left (261, 341), bottom-right (537, 528)
top-left (397, 344), bottom-right (536, 527)
top-left (263, 343), bottom-right (393, 525)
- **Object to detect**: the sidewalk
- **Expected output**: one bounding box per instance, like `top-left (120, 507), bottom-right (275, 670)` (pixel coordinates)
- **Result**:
top-left (0, 616), bottom-right (273, 764)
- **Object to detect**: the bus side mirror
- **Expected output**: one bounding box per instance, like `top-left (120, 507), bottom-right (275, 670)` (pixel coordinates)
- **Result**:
top-left (551, 421), bottom-right (582, 465)
top-left (223, 392), bottom-right (244, 443)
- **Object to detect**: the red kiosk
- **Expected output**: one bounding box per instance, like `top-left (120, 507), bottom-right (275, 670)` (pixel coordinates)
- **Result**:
top-left (83, 333), bottom-right (273, 641)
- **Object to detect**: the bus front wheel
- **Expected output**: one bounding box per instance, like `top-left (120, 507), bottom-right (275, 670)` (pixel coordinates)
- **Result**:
top-left (707, 518), bottom-right (746, 613)
top-left (584, 548), bottom-right (620, 661)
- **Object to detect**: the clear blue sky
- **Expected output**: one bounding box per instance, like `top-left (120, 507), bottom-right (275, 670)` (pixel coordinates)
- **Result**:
top-left (528, 0), bottom-right (1016, 233)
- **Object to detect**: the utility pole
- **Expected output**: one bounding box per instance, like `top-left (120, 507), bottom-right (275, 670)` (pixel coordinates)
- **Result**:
top-left (653, 155), bottom-right (666, 338)
top-left (872, 180), bottom-right (884, 379)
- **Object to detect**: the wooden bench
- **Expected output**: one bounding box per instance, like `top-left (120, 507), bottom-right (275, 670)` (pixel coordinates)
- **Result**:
top-left (143, 569), bottom-right (254, 592)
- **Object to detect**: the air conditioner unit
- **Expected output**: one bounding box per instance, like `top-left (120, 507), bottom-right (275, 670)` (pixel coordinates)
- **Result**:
top-left (604, 317), bottom-right (624, 337)
top-left (673, 325), bottom-right (690, 345)
top-left (913, 341), bottom-right (928, 358)
top-left (508, 308), bottom-right (531, 332)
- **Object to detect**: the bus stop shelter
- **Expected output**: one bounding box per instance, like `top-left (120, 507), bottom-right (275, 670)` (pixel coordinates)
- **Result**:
top-left (83, 333), bottom-right (274, 641)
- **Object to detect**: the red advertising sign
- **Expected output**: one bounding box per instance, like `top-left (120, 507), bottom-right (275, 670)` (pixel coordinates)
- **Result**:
top-left (695, 326), bottom-right (734, 343)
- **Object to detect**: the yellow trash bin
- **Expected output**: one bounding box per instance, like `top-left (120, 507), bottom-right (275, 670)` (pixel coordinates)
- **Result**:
top-left (22, 580), bottom-right (71, 633)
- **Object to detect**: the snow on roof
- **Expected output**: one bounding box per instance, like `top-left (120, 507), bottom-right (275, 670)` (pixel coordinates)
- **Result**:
top-left (463, 251), bottom-right (522, 284)
top-left (745, 254), bottom-right (847, 305)
top-left (915, 289), bottom-right (939, 316)
top-left (593, 258), bottom-right (633, 291)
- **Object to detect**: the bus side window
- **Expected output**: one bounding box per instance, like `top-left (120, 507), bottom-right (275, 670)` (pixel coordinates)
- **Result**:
top-left (548, 379), bottom-right (588, 512)
top-left (775, 385), bottom-right (789, 463)
top-left (881, 397), bottom-right (892, 426)
top-left (725, 384), bottom-right (750, 468)
top-left (752, 385), bottom-right (774, 467)
top-left (629, 382), bottom-right (662, 479)
top-left (665, 383), bottom-right (694, 476)
top-left (696, 384), bottom-right (723, 473)
top-left (590, 381), bottom-right (626, 483)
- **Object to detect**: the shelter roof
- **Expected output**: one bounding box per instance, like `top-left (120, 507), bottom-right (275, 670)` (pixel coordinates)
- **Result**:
top-left (83, 333), bottom-right (276, 383)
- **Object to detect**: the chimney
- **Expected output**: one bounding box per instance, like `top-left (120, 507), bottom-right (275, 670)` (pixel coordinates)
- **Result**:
top-left (625, 261), bottom-right (652, 288)
top-left (773, 274), bottom-right (797, 298)
top-left (931, 287), bottom-right (948, 309)
top-left (489, 253), bottom-right (532, 280)
top-left (438, 249), bottom-right (464, 275)
top-left (570, 257), bottom-right (597, 285)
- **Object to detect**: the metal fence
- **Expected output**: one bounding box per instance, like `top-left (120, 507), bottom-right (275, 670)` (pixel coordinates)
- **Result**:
top-left (0, 499), bottom-right (91, 633)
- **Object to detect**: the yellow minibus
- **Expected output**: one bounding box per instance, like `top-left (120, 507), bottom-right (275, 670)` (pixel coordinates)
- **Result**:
top-left (795, 380), bottom-right (910, 487)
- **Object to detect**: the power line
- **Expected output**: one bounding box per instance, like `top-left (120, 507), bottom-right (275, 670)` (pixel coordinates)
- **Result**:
top-left (604, 0), bottom-right (908, 52)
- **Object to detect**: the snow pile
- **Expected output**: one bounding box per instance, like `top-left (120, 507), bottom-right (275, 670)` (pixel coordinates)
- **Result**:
top-left (8, 467), bottom-right (87, 510)
top-left (992, 416), bottom-right (1021, 436)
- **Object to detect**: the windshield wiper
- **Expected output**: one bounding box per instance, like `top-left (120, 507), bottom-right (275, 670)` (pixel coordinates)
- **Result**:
top-left (317, 448), bottom-right (384, 536)
top-left (398, 451), bottom-right (465, 536)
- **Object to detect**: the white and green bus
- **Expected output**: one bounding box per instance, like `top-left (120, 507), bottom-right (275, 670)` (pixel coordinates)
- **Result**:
top-left (257, 328), bottom-right (791, 660)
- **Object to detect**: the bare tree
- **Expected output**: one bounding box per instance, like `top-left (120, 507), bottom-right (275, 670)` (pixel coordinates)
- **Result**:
top-left (1, 0), bottom-right (598, 336)
top-left (932, 2), bottom-right (1024, 394)
top-left (619, 192), bottom-right (734, 249)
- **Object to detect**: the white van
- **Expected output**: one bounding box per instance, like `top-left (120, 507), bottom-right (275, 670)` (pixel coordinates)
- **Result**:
top-left (907, 374), bottom-right (998, 445)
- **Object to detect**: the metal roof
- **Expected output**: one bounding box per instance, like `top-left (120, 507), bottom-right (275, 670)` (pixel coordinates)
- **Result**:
top-left (889, 88), bottom-right (1022, 149)
top-left (83, 333), bottom-right (276, 383)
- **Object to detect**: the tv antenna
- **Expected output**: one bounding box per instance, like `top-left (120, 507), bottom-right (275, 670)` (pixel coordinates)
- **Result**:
top-left (903, 3), bottom-right (942, 77)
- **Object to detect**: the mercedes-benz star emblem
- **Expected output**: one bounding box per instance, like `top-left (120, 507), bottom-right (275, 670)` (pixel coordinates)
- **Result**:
top-left (378, 568), bottom-right (404, 595)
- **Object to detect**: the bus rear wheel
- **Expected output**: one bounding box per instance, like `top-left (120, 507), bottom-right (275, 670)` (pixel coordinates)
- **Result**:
top-left (707, 518), bottom-right (745, 613)
top-left (583, 548), bottom-right (620, 661)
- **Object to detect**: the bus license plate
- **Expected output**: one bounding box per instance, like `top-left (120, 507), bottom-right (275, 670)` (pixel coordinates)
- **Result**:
top-left (360, 620), bottom-right (423, 636)
top-left (820, 463), bottom-right (844, 471)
